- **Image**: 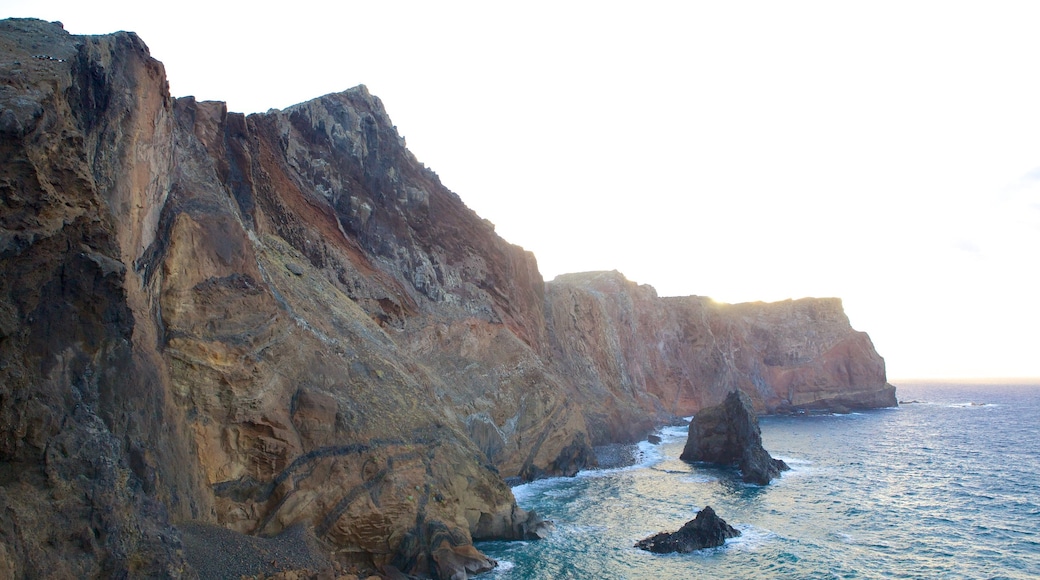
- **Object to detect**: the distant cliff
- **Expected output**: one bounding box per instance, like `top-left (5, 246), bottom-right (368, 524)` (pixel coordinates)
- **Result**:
top-left (546, 271), bottom-right (895, 444)
top-left (0, 19), bottom-right (894, 578)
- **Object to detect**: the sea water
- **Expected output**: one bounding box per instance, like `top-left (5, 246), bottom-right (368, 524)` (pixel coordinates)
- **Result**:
top-left (478, 381), bottom-right (1040, 579)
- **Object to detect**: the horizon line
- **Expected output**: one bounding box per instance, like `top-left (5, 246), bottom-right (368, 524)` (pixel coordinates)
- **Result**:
top-left (890, 376), bottom-right (1040, 384)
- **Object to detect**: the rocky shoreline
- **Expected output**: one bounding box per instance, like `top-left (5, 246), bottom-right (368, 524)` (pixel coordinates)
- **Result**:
top-left (593, 443), bottom-right (643, 470)
top-left (0, 18), bottom-right (896, 578)
top-left (180, 523), bottom-right (340, 579)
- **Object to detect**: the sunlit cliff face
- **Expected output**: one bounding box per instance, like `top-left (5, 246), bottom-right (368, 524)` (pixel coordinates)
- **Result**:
top-left (6, 2), bottom-right (1040, 379)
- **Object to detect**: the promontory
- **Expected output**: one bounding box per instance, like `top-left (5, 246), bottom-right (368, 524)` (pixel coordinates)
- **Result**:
top-left (0, 19), bottom-right (896, 578)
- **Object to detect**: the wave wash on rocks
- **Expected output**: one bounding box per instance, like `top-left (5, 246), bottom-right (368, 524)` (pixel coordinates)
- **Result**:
top-left (0, 19), bottom-right (895, 578)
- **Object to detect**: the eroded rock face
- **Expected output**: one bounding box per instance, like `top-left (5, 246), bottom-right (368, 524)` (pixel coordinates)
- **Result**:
top-left (635, 506), bottom-right (740, 553)
top-left (0, 18), bottom-right (206, 578)
top-left (545, 271), bottom-right (896, 444)
top-left (680, 390), bottom-right (790, 484)
top-left (1, 19), bottom-right (548, 578)
top-left (1, 18), bottom-right (894, 578)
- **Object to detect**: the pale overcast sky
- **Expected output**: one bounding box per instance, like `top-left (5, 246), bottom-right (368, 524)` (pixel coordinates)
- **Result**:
top-left (5, 1), bottom-right (1040, 380)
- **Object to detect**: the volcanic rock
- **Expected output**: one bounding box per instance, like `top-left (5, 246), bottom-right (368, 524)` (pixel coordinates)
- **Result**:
top-left (544, 271), bottom-right (897, 445)
top-left (0, 18), bottom-right (551, 578)
top-left (680, 390), bottom-right (790, 484)
top-left (0, 18), bottom-right (894, 578)
top-left (635, 506), bottom-right (740, 553)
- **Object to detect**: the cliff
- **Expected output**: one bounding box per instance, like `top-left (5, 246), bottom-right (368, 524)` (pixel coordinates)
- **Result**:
top-left (545, 271), bottom-right (896, 444)
top-left (0, 19), bottom-right (894, 578)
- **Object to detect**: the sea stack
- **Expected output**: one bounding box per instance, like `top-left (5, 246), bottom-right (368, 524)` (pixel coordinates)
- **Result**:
top-left (680, 390), bottom-right (790, 484)
top-left (635, 506), bottom-right (740, 553)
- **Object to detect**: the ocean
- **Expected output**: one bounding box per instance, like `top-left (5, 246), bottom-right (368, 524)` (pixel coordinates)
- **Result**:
top-left (478, 381), bottom-right (1040, 579)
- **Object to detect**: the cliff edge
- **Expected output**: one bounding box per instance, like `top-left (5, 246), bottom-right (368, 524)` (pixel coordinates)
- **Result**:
top-left (0, 19), bottom-right (894, 578)
top-left (546, 271), bottom-right (895, 444)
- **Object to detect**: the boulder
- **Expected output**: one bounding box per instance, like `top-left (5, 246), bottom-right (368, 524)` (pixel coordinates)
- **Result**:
top-left (680, 390), bottom-right (790, 484)
top-left (635, 506), bottom-right (740, 553)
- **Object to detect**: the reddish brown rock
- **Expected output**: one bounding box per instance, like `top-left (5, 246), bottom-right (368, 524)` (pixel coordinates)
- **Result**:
top-left (0, 19), bottom-right (894, 579)
top-left (1, 19), bottom-right (543, 579)
top-left (545, 271), bottom-right (896, 444)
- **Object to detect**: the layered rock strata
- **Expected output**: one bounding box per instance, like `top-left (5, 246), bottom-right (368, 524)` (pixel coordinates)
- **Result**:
top-left (0, 19), bottom-right (545, 579)
top-left (545, 271), bottom-right (896, 445)
top-left (1, 19), bottom-right (895, 578)
top-left (680, 390), bottom-right (790, 484)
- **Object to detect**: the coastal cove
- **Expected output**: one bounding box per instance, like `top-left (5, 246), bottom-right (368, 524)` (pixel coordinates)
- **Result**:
top-left (480, 381), bottom-right (1040, 579)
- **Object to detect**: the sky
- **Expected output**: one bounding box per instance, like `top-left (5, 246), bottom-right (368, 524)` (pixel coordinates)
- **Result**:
top-left (5, 1), bottom-right (1040, 380)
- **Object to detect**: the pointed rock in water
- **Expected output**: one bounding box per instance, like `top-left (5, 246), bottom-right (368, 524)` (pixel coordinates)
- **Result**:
top-left (680, 389), bottom-right (790, 484)
top-left (635, 506), bottom-right (740, 553)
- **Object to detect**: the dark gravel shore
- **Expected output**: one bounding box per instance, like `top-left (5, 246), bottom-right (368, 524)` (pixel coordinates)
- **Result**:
top-left (179, 522), bottom-right (336, 579)
top-left (593, 443), bottom-right (641, 469)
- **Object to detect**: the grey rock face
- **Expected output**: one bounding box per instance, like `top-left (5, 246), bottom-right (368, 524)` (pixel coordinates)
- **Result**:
top-left (680, 390), bottom-right (790, 484)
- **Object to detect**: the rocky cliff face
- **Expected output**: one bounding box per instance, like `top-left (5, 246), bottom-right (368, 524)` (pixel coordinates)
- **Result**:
top-left (0, 19), bottom-right (894, 578)
top-left (545, 271), bottom-right (895, 443)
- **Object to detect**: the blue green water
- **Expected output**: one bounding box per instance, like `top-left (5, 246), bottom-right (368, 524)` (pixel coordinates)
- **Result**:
top-left (479, 382), bottom-right (1040, 579)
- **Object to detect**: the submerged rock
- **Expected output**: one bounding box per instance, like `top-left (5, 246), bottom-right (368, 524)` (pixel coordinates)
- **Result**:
top-left (635, 506), bottom-right (740, 553)
top-left (680, 390), bottom-right (790, 484)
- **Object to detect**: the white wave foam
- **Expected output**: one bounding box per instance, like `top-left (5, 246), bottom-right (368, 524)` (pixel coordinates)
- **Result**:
top-left (491, 560), bottom-right (515, 575)
top-left (514, 419), bottom-right (691, 505)
top-left (725, 524), bottom-right (777, 552)
top-left (541, 488), bottom-right (576, 498)
top-left (585, 439), bottom-right (670, 477)
top-left (512, 477), bottom-right (571, 504)
top-left (657, 423), bottom-right (691, 442)
top-left (829, 531), bottom-right (855, 543)
top-left (765, 456), bottom-right (818, 485)
top-left (635, 440), bottom-right (664, 464)
top-left (947, 402), bottom-right (998, 408)
top-left (773, 455), bottom-right (812, 467)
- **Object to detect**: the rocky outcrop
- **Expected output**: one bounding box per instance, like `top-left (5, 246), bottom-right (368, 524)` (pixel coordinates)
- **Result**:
top-left (1, 19), bottom-right (894, 578)
top-left (680, 390), bottom-right (790, 484)
top-left (0, 19), bottom-right (208, 578)
top-left (635, 506), bottom-right (740, 553)
top-left (0, 19), bottom-right (553, 579)
top-left (545, 271), bottom-right (896, 444)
